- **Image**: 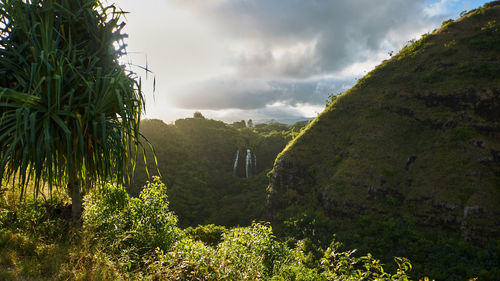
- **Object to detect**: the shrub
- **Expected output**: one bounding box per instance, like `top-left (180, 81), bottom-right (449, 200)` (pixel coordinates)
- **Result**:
top-left (320, 239), bottom-right (412, 280)
top-left (146, 238), bottom-right (219, 280)
top-left (0, 197), bottom-right (68, 241)
top-left (82, 180), bottom-right (415, 279)
top-left (129, 178), bottom-right (180, 252)
top-left (215, 223), bottom-right (288, 280)
top-left (150, 223), bottom-right (315, 280)
top-left (185, 224), bottom-right (228, 247)
top-left (83, 178), bottom-right (180, 269)
top-left (441, 19), bottom-right (454, 28)
top-left (83, 183), bottom-right (131, 243)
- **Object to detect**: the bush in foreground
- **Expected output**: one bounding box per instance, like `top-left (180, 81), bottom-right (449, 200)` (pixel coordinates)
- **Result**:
top-left (82, 178), bottom-right (413, 280)
top-left (0, 178), bottom-right (413, 280)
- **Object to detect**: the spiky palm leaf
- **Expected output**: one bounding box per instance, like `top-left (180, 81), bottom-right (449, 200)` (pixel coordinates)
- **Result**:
top-left (0, 0), bottom-right (145, 204)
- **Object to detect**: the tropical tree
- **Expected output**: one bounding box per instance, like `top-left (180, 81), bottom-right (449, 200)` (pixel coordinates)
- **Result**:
top-left (0, 0), bottom-right (146, 225)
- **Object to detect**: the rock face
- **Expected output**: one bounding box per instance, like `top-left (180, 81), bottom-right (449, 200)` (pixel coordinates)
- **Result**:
top-left (267, 3), bottom-right (500, 245)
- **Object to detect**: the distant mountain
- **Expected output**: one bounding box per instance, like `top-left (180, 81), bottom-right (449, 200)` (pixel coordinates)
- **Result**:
top-left (267, 2), bottom-right (500, 280)
top-left (253, 117), bottom-right (315, 126)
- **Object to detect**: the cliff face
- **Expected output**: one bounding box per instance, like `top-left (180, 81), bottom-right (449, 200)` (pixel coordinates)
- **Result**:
top-left (268, 3), bottom-right (500, 245)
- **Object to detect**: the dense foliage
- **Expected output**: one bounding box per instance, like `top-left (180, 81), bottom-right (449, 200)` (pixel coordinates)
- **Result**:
top-left (131, 117), bottom-right (307, 227)
top-left (267, 3), bottom-right (500, 280)
top-left (83, 178), bottom-right (181, 268)
top-left (0, 180), bottom-right (414, 280)
top-left (0, 0), bottom-right (145, 223)
top-left (274, 207), bottom-right (500, 280)
top-left (0, 1), bottom-right (499, 281)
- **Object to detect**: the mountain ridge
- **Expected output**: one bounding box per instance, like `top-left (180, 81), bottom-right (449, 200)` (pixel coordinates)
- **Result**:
top-left (268, 1), bottom-right (500, 247)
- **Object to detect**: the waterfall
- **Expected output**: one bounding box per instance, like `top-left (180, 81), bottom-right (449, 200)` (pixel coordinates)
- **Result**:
top-left (245, 149), bottom-right (252, 178)
top-left (253, 154), bottom-right (257, 174)
top-left (233, 150), bottom-right (239, 176)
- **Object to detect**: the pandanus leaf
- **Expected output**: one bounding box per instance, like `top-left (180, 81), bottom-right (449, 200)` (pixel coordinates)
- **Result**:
top-left (0, 0), bottom-right (152, 200)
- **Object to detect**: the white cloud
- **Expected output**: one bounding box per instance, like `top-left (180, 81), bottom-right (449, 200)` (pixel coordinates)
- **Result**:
top-left (424, 0), bottom-right (460, 16)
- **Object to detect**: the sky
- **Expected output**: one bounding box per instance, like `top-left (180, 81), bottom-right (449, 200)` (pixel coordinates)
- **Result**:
top-left (113, 0), bottom-right (490, 124)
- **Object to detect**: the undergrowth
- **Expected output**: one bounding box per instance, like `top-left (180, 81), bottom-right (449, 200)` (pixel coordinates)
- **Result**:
top-left (0, 178), bottom-right (414, 280)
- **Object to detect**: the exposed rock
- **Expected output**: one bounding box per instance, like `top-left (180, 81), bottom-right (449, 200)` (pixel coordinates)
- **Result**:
top-left (267, 157), bottom-right (307, 218)
top-left (405, 156), bottom-right (417, 170)
top-left (460, 205), bottom-right (485, 242)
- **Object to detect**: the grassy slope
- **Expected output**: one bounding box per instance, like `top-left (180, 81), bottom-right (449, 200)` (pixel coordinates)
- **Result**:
top-left (269, 3), bottom-right (500, 244)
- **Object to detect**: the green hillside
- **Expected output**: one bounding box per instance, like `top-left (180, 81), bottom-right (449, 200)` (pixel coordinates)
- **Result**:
top-left (268, 2), bottom-right (500, 280)
top-left (131, 116), bottom-right (307, 227)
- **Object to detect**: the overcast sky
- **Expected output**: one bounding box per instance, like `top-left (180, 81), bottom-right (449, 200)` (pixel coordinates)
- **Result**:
top-left (114, 0), bottom-right (489, 124)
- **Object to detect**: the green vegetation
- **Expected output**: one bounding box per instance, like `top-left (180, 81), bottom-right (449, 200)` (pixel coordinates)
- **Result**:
top-left (0, 181), bottom-right (413, 280)
top-left (0, 0), bottom-right (146, 224)
top-left (1, 1), bottom-right (499, 280)
top-left (130, 117), bottom-right (307, 227)
top-left (268, 2), bottom-right (500, 280)
top-left (275, 209), bottom-right (500, 280)
top-left (325, 92), bottom-right (342, 107)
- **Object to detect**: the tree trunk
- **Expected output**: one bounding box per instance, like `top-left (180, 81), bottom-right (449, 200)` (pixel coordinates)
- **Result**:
top-left (68, 168), bottom-right (82, 227)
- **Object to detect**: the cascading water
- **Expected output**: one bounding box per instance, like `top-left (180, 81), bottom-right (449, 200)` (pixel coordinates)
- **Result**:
top-left (233, 150), bottom-right (239, 176)
top-left (235, 148), bottom-right (257, 178)
top-left (253, 154), bottom-right (257, 174)
top-left (245, 149), bottom-right (252, 178)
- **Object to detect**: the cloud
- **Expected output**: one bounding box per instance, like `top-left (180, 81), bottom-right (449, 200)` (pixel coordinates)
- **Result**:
top-left (170, 77), bottom-right (356, 110)
top-left (165, 0), bottom-right (457, 113)
top-left (207, 103), bottom-right (324, 125)
top-left (424, 0), bottom-right (460, 17)
top-left (124, 0), bottom-right (479, 123)
top-left (170, 0), bottom-right (443, 79)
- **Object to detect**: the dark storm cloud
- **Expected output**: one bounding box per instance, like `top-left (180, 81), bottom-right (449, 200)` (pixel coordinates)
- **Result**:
top-left (172, 77), bottom-right (355, 110)
top-left (171, 0), bottom-right (441, 78)
top-left (166, 0), bottom-right (456, 114)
